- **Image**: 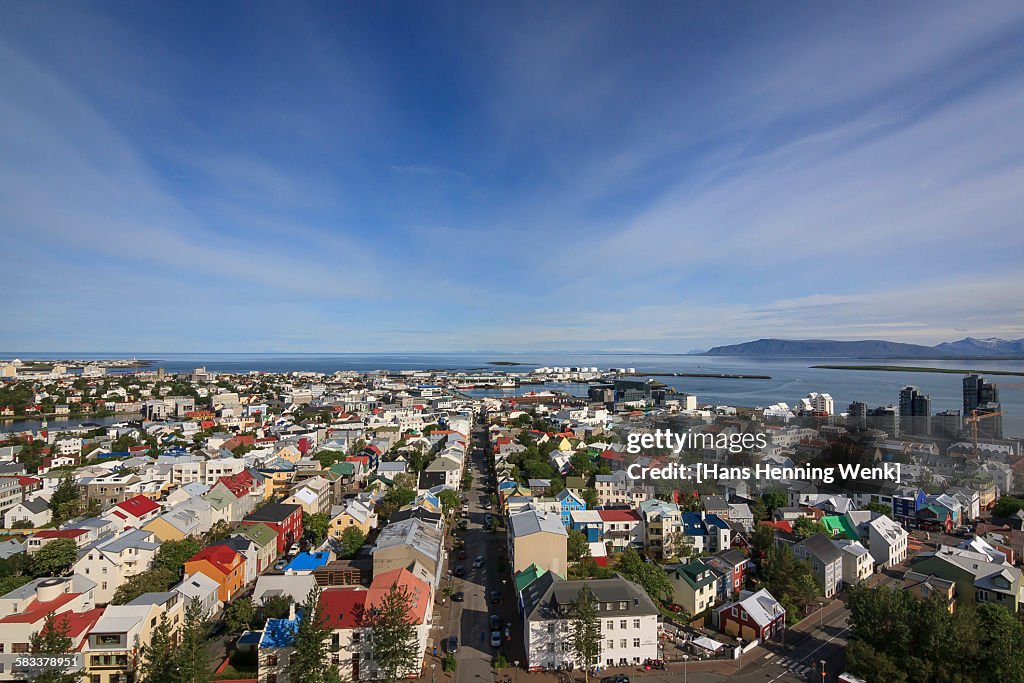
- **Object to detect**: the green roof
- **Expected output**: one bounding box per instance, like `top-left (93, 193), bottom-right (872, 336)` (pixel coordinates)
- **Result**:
top-left (822, 515), bottom-right (860, 541)
top-left (515, 564), bottom-right (546, 593)
top-left (564, 476), bottom-right (587, 490)
top-left (235, 522), bottom-right (278, 547)
top-left (667, 559), bottom-right (717, 590)
top-left (330, 462), bottom-right (355, 476)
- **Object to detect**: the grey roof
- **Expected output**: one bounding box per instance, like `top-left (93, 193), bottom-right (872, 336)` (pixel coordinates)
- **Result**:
top-left (127, 591), bottom-right (177, 607)
top-left (18, 497), bottom-right (51, 514)
top-left (252, 575), bottom-right (317, 606)
top-left (509, 509), bottom-right (568, 539)
top-left (174, 572), bottom-right (220, 601)
top-left (101, 529), bottom-right (159, 554)
top-left (525, 575), bottom-right (658, 622)
top-left (373, 518), bottom-right (443, 560)
top-left (796, 533), bottom-right (843, 564)
top-left (0, 539), bottom-right (25, 559)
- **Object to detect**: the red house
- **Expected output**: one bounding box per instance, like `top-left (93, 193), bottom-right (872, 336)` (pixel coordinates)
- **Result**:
top-left (241, 502), bottom-right (303, 554)
top-left (715, 588), bottom-right (785, 642)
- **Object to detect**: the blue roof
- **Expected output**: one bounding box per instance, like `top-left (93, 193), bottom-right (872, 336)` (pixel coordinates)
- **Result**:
top-left (261, 613), bottom-right (301, 648)
top-left (681, 512), bottom-right (728, 534)
top-left (285, 551), bottom-right (331, 572)
top-left (238, 631), bottom-right (263, 646)
top-left (99, 451), bottom-right (130, 458)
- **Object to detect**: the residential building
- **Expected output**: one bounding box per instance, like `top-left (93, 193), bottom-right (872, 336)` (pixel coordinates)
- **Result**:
top-left (793, 533), bottom-right (843, 598)
top-left (184, 544), bottom-right (247, 603)
top-left (507, 508), bottom-right (568, 577)
top-left (867, 514), bottom-right (909, 569)
top-left (73, 529), bottom-right (160, 604)
top-left (242, 503), bottom-right (304, 555)
top-left (714, 588), bottom-right (785, 642)
top-left (666, 559), bottom-right (718, 615)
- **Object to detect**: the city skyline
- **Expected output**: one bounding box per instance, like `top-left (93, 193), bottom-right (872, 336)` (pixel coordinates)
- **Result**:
top-left (2, 2), bottom-right (1024, 352)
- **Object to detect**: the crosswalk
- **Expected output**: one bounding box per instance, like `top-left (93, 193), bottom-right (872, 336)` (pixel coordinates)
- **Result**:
top-left (765, 653), bottom-right (814, 679)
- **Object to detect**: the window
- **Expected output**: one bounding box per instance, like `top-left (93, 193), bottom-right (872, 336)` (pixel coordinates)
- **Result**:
top-left (606, 620), bottom-right (614, 630)
top-left (633, 638), bottom-right (641, 648)
top-left (268, 676), bottom-right (277, 683)
top-left (548, 623), bottom-right (555, 634)
top-left (633, 619), bottom-right (640, 629)
top-left (267, 655), bottom-right (278, 666)
top-left (606, 640), bottom-right (614, 650)
top-left (620, 620), bottom-right (627, 630)
top-left (619, 639), bottom-right (627, 649)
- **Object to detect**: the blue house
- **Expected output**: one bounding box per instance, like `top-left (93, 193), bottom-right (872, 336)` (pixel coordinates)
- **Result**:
top-left (556, 489), bottom-right (586, 526)
top-left (570, 509), bottom-right (603, 542)
top-left (892, 487), bottom-right (926, 525)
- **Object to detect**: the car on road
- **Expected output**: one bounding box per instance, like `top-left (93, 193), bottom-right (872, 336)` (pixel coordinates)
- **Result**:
top-left (289, 543), bottom-right (301, 555)
top-left (484, 513), bottom-right (494, 525)
top-left (446, 635), bottom-right (458, 654)
top-left (454, 565), bottom-right (466, 576)
top-left (601, 676), bottom-right (630, 683)
top-left (483, 502), bottom-right (492, 510)
top-left (452, 592), bottom-right (465, 602)
top-left (489, 614), bottom-right (501, 630)
top-left (274, 559), bottom-right (288, 571)
top-left (457, 519), bottom-right (469, 530)
top-left (473, 555), bottom-right (485, 568)
top-left (490, 590), bottom-right (501, 604)
top-left (504, 624), bottom-right (510, 639)
top-left (490, 631), bottom-right (502, 647)
top-left (458, 549), bottom-right (466, 559)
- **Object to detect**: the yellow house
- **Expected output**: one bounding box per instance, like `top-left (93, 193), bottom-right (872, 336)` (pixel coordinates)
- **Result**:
top-left (143, 508), bottom-right (204, 542)
top-left (329, 500), bottom-right (376, 539)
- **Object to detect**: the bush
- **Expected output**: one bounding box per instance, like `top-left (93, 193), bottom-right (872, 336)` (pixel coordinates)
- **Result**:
top-left (494, 654), bottom-right (509, 669)
top-left (443, 655), bottom-right (457, 672)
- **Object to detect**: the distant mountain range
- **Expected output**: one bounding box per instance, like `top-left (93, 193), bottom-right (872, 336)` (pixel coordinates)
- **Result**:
top-left (699, 337), bottom-right (1024, 359)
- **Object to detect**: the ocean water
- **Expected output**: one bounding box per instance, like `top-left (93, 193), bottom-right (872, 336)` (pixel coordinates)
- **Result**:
top-left (2, 352), bottom-right (1022, 436)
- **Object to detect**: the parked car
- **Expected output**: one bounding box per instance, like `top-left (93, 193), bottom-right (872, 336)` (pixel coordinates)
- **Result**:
top-left (454, 565), bottom-right (466, 577)
top-left (490, 631), bottom-right (502, 647)
top-left (274, 559), bottom-right (288, 571)
top-left (452, 592), bottom-right (465, 602)
top-left (490, 590), bottom-right (501, 604)
top-left (489, 614), bottom-right (501, 630)
top-left (458, 549), bottom-right (467, 560)
top-left (473, 555), bottom-right (485, 568)
top-left (447, 635), bottom-right (458, 654)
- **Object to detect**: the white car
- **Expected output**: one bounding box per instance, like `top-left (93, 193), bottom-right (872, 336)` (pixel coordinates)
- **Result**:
top-left (472, 555), bottom-right (485, 568)
top-left (490, 631), bottom-right (502, 647)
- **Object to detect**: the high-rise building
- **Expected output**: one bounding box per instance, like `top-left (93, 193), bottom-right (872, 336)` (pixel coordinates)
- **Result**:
top-left (847, 401), bottom-right (868, 430)
top-left (931, 409), bottom-right (962, 440)
top-left (868, 405), bottom-right (900, 437)
top-left (898, 385), bottom-right (932, 436)
top-left (962, 374), bottom-right (1003, 439)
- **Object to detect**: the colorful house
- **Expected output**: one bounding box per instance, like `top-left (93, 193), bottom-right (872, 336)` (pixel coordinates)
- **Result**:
top-left (555, 489), bottom-right (585, 526)
top-left (241, 503), bottom-right (304, 555)
top-left (184, 544), bottom-right (246, 603)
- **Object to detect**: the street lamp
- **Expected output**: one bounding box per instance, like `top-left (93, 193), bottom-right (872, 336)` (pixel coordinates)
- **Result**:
top-left (818, 601), bottom-right (824, 630)
top-left (820, 659), bottom-right (826, 682)
top-left (513, 660), bottom-right (520, 683)
top-left (681, 654), bottom-right (688, 683)
top-left (431, 662), bottom-right (436, 683)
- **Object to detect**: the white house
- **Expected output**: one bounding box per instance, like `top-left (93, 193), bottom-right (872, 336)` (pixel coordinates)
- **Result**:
top-left (835, 539), bottom-right (874, 585)
top-left (4, 497), bottom-right (52, 528)
top-left (73, 529), bottom-right (160, 604)
top-left (867, 514), bottom-right (909, 569)
top-left (522, 575), bottom-right (659, 671)
top-left (173, 572), bottom-right (222, 617)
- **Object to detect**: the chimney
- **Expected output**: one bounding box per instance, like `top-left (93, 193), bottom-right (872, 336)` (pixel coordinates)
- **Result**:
top-left (288, 602), bottom-right (297, 621)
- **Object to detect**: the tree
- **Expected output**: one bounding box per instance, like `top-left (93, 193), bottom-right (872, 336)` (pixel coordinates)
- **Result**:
top-left (260, 594), bottom-right (294, 622)
top-left (226, 597), bottom-right (256, 633)
top-left (615, 548), bottom-right (672, 604)
top-left (865, 502), bottom-right (892, 516)
top-left (286, 586), bottom-right (341, 683)
top-left (26, 613), bottom-right (79, 683)
top-left (31, 539), bottom-right (77, 577)
top-left (338, 526), bottom-right (366, 559)
top-left (567, 529), bottom-right (590, 560)
top-left (11, 520), bottom-right (34, 529)
top-left (377, 485), bottom-right (416, 521)
top-left (367, 582), bottom-right (421, 682)
top-left (203, 521), bottom-right (232, 544)
top-left (153, 538), bottom-right (203, 574)
top-left (569, 586), bottom-right (601, 683)
top-left (111, 567), bottom-right (178, 604)
top-left (582, 488), bottom-right (599, 509)
top-left (48, 477), bottom-right (81, 525)
top-left (438, 489), bottom-right (460, 515)
top-left (303, 512), bottom-right (330, 544)
top-left (993, 495), bottom-right (1024, 519)
top-left (792, 516), bottom-right (827, 540)
top-left (750, 524), bottom-right (776, 559)
top-left (761, 490), bottom-right (787, 514)
top-left (137, 612), bottom-right (177, 683)
top-left (175, 598), bottom-right (211, 683)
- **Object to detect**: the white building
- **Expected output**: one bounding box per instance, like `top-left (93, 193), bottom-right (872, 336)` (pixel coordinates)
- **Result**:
top-left (73, 529), bottom-right (160, 604)
top-left (867, 514), bottom-right (909, 569)
top-left (835, 539), bottom-right (874, 585)
top-left (521, 575), bottom-right (659, 671)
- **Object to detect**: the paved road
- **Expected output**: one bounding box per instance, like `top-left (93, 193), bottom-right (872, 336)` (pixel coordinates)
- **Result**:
top-left (453, 427), bottom-right (507, 683)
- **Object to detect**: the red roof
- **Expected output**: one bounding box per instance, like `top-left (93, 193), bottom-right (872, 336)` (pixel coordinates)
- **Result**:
top-left (16, 476), bottom-right (40, 487)
top-left (599, 450), bottom-right (625, 461)
top-left (49, 608), bottom-right (105, 641)
top-left (368, 569), bottom-right (429, 624)
top-left (186, 544), bottom-right (242, 575)
top-left (218, 470), bottom-right (255, 498)
top-left (319, 587), bottom-right (368, 629)
top-left (32, 529), bottom-right (87, 540)
top-left (598, 510), bottom-right (641, 522)
top-left (760, 520), bottom-right (793, 533)
top-left (113, 495), bottom-right (159, 518)
top-left (0, 592), bottom-right (79, 624)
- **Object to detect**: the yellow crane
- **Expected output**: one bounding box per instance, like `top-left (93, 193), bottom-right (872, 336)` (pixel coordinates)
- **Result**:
top-left (963, 409), bottom-right (1005, 458)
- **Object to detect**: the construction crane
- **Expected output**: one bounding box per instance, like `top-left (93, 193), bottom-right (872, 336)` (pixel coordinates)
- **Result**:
top-left (963, 409), bottom-right (1006, 458)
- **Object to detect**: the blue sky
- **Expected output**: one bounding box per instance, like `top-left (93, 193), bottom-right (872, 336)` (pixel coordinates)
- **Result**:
top-left (2, 2), bottom-right (1023, 352)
